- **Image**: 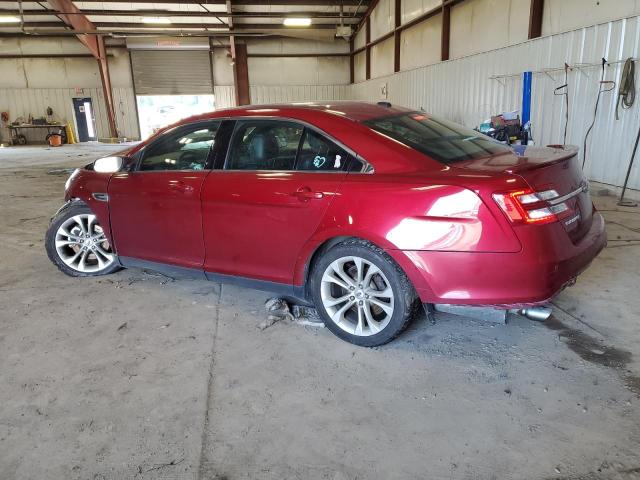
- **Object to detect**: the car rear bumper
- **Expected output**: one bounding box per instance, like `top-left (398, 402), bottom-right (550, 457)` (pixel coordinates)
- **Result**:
top-left (394, 212), bottom-right (606, 307)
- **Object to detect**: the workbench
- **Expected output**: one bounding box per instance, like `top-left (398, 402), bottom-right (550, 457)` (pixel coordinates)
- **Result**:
top-left (9, 124), bottom-right (65, 145)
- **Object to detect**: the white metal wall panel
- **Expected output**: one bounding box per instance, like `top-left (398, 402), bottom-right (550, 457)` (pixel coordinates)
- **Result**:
top-left (450, 0), bottom-right (530, 59)
top-left (212, 49), bottom-right (234, 87)
top-left (0, 87), bottom-right (139, 142)
top-left (354, 26), bottom-right (366, 51)
top-left (371, 37), bottom-right (395, 79)
top-left (214, 86), bottom-right (235, 110)
top-left (401, 0), bottom-right (442, 24)
top-left (248, 56), bottom-right (349, 85)
top-left (354, 51), bottom-right (366, 83)
top-left (351, 15), bottom-right (640, 190)
top-left (401, 14), bottom-right (442, 70)
top-left (130, 50), bottom-right (213, 95)
top-left (542, 0), bottom-right (640, 36)
top-left (246, 38), bottom-right (349, 55)
top-left (249, 85), bottom-right (350, 105)
top-left (370, 0), bottom-right (394, 41)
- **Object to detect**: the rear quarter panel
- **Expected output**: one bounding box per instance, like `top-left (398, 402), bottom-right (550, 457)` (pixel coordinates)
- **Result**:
top-left (293, 172), bottom-right (522, 285)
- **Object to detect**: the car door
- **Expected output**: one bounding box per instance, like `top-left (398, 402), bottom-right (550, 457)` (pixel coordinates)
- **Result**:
top-left (201, 119), bottom-right (352, 284)
top-left (108, 120), bottom-right (221, 269)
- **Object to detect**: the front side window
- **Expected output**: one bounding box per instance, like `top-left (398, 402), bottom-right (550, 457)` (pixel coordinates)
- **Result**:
top-left (226, 120), bottom-right (303, 170)
top-left (139, 121), bottom-right (220, 171)
top-left (296, 129), bottom-right (350, 172)
top-left (363, 112), bottom-right (510, 164)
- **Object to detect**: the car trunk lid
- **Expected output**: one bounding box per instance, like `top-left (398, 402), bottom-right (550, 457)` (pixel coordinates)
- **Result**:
top-left (453, 145), bottom-right (593, 243)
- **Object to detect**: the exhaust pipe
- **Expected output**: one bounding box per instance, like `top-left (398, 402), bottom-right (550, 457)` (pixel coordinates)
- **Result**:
top-left (518, 306), bottom-right (552, 321)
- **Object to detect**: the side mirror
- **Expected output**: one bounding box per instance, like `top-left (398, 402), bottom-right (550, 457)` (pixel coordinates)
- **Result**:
top-left (93, 156), bottom-right (124, 173)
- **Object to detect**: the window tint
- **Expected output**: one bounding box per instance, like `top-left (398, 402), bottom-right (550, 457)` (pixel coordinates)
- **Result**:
top-left (139, 122), bottom-right (220, 171)
top-left (227, 120), bottom-right (303, 170)
top-left (347, 158), bottom-right (366, 172)
top-left (363, 112), bottom-right (511, 164)
top-left (296, 129), bottom-right (350, 172)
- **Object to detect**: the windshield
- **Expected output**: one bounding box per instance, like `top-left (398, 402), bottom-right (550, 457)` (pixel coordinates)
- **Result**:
top-left (363, 112), bottom-right (511, 164)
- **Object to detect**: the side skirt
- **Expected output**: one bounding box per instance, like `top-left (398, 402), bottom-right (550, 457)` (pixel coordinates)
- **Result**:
top-left (118, 256), bottom-right (311, 305)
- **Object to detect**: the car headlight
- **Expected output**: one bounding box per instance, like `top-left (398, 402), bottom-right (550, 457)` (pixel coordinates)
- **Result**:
top-left (65, 168), bottom-right (80, 191)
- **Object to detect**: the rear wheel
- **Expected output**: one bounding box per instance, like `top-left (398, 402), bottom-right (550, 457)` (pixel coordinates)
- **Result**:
top-left (45, 203), bottom-right (120, 277)
top-left (310, 240), bottom-right (418, 347)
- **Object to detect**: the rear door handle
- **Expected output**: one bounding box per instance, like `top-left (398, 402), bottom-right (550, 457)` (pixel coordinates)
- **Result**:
top-left (169, 181), bottom-right (194, 194)
top-left (292, 187), bottom-right (324, 201)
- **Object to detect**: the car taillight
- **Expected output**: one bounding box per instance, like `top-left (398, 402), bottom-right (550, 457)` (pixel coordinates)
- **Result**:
top-left (492, 189), bottom-right (568, 225)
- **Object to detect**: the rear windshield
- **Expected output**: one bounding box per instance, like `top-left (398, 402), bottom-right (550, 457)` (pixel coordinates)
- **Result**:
top-left (363, 112), bottom-right (511, 164)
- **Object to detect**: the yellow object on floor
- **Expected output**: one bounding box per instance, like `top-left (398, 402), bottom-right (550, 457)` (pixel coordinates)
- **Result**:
top-left (65, 123), bottom-right (76, 144)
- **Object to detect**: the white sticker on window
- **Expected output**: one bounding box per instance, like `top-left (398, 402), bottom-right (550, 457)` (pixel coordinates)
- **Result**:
top-left (334, 154), bottom-right (341, 169)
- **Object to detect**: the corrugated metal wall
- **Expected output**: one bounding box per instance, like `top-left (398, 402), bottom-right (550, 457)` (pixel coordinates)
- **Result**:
top-left (351, 15), bottom-right (640, 191)
top-left (214, 86), bottom-right (235, 110)
top-left (0, 86), bottom-right (139, 142)
top-left (213, 85), bottom-right (351, 110)
top-left (249, 84), bottom-right (351, 104)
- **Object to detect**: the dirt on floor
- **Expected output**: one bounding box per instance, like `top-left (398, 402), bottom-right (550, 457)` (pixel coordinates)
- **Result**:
top-left (1, 144), bottom-right (640, 480)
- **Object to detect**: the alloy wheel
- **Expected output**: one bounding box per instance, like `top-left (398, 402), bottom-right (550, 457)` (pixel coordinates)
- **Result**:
top-left (320, 255), bottom-right (395, 336)
top-left (54, 214), bottom-right (115, 273)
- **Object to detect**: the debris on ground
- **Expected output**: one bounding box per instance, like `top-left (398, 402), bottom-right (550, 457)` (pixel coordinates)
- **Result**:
top-left (291, 304), bottom-right (324, 328)
top-left (46, 168), bottom-right (76, 175)
top-left (259, 298), bottom-right (293, 330)
top-left (142, 269), bottom-right (175, 284)
top-left (145, 458), bottom-right (184, 472)
top-left (259, 298), bottom-right (324, 330)
top-left (117, 322), bottom-right (127, 331)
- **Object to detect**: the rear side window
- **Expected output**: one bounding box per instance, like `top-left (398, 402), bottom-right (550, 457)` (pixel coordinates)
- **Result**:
top-left (363, 112), bottom-right (510, 164)
top-left (226, 120), bottom-right (303, 170)
top-left (296, 129), bottom-right (349, 172)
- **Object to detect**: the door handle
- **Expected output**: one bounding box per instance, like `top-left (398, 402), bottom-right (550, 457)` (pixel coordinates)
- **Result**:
top-left (292, 187), bottom-right (324, 201)
top-left (169, 181), bottom-right (194, 194)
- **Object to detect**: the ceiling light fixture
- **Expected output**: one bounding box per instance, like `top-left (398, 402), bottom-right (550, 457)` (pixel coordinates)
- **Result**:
top-left (283, 17), bottom-right (312, 27)
top-left (0, 16), bottom-right (21, 23)
top-left (142, 17), bottom-right (172, 24)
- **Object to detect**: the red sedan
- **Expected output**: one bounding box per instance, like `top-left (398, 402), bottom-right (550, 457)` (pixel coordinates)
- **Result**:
top-left (45, 102), bottom-right (606, 346)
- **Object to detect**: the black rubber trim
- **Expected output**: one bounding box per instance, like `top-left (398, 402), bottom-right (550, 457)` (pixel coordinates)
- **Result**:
top-left (118, 256), bottom-right (311, 305)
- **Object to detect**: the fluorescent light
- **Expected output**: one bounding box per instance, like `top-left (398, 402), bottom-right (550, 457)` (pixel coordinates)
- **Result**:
top-left (283, 17), bottom-right (311, 27)
top-left (142, 17), bottom-right (172, 24)
top-left (0, 16), bottom-right (21, 23)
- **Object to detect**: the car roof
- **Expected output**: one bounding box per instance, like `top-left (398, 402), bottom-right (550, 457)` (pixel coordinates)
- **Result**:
top-left (188, 101), bottom-right (414, 124)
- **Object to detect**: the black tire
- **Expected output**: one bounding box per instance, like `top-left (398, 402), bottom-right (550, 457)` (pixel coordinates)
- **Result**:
top-left (45, 202), bottom-right (120, 277)
top-left (309, 239), bottom-right (419, 347)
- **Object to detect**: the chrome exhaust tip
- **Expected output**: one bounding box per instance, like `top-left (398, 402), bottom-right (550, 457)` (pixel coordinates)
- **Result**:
top-left (518, 306), bottom-right (552, 321)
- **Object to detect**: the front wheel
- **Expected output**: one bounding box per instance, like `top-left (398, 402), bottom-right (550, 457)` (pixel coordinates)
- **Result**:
top-left (310, 240), bottom-right (418, 347)
top-left (45, 203), bottom-right (120, 277)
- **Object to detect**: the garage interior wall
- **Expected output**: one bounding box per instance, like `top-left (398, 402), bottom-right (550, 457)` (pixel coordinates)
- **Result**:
top-left (0, 36), bottom-right (351, 142)
top-left (0, 38), bottom-right (138, 142)
top-left (210, 37), bottom-right (351, 109)
top-left (351, 0), bottom-right (640, 192)
top-left (1, 0), bottom-right (640, 191)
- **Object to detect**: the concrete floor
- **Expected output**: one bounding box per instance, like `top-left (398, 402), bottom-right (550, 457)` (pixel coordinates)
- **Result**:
top-left (1, 144), bottom-right (640, 480)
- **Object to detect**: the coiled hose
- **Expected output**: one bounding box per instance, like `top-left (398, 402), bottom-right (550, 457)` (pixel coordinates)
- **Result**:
top-left (616, 57), bottom-right (636, 120)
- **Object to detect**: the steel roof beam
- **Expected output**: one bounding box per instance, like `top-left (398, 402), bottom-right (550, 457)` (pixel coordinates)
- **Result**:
top-left (13, 21), bottom-right (338, 29)
top-left (45, 0), bottom-right (118, 138)
top-left (0, 9), bottom-right (363, 18)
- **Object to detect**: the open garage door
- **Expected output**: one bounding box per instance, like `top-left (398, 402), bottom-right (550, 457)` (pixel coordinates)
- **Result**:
top-left (130, 50), bottom-right (213, 95)
top-left (130, 50), bottom-right (215, 139)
